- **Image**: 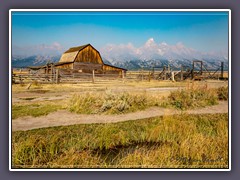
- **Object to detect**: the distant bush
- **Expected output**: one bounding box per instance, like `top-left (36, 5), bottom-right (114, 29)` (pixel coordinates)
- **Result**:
top-left (216, 86), bottom-right (228, 101)
top-left (162, 87), bottom-right (219, 110)
top-left (68, 91), bottom-right (150, 115)
top-left (69, 85), bottom-right (228, 114)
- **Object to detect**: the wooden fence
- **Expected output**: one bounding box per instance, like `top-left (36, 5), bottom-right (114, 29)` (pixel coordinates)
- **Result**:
top-left (12, 69), bottom-right (124, 84)
top-left (12, 68), bottom-right (228, 85)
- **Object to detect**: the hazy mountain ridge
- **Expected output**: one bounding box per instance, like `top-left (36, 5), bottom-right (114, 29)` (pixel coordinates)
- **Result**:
top-left (99, 38), bottom-right (228, 70)
top-left (12, 55), bottom-right (61, 68)
top-left (12, 38), bottom-right (228, 70)
top-left (12, 54), bottom-right (228, 71)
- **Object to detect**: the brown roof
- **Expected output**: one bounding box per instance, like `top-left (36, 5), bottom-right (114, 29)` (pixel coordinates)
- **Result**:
top-left (54, 61), bottom-right (73, 66)
top-left (64, 44), bottom-right (90, 53)
top-left (59, 51), bottom-right (78, 63)
top-left (58, 44), bottom-right (91, 63)
top-left (103, 63), bottom-right (127, 71)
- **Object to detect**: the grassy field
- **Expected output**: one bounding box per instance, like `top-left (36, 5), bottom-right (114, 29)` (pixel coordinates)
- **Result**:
top-left (11, 80), bottom-right (229, 169)
top-left (12, 113), bottom-right (228, 168)
top-left (12, 84), bottom-right (228, 118)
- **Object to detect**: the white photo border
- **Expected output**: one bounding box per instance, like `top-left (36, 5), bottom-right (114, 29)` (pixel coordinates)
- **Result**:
top-left (9, 9), bottom-right (231, 172)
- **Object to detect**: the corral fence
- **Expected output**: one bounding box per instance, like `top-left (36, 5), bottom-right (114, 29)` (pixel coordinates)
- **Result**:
top-left (12, 68), bottom-right (125, 84)
top-left (12, 69), bottom-right (228, 85)
top-left (127, 61), bottom-right (228, 82)
top-left (12, 61), bottom-right (228, 84)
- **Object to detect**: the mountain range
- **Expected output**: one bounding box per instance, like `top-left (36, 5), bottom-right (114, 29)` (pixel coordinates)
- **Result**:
top-left (12, 38), bottom-right (228, 71)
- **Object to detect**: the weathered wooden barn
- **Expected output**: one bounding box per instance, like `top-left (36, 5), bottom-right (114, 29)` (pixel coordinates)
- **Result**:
top-left (56, 44), bottom-right (103, 73)
top-left (29, 44), bottom-right (127, 77)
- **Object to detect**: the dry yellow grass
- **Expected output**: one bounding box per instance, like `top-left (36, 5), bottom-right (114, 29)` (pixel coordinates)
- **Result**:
top-left (12, 113), bottom-right (228, 168)
top-left (11, 79), bottom-right (229, 169)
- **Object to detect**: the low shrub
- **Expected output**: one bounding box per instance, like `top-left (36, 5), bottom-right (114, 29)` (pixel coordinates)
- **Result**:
top-left (162, 87), bottom-right (218, 110)
top-left (68, 91), bottom-right (150, 114)
top-left (216, 86), bottom-right (228, 101)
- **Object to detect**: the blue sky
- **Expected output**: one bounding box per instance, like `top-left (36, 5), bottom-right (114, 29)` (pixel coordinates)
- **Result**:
top-left (11, 11), bottom-right (229, 56)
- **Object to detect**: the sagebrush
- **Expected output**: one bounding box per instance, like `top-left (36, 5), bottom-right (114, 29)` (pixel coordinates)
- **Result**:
top-left (68, 91), bottom-right (152, 114)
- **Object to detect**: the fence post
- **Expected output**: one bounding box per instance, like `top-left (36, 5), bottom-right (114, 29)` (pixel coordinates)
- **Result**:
top-left (152, 67), bottom-right (155, 79)
top-left (164, 66), bottom-right (167, 80)
top-left (51, 64), bottom-right (54, 83)
top-left (122, 70), bottom-right (125, 83)
top-left (148, 71), bottom-right (151, 82)
top-left (19, 75), bottom-right (23, 84)
top-left (171, 71), bottom-right (175, 82)
top-left (181, 65), bottom-right (183, 81)
top-left (56, 69), bottom-right (59, 84)
top-left (192, 62), bottom-right (195, 80)
top-left (12, 69), bottom-right (14, 84)
top-left (46, 64), bottom-right (49, 75)
top-left (122, 70), bottom-right (125, 79)
top-left (92, 69), bottom-right (95, 83)
top-left (221, 62), bottom-right (224, 79)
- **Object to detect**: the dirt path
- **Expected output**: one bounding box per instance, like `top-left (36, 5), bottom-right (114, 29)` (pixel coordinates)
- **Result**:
top-left (12, 101), bottom-right (228, 132)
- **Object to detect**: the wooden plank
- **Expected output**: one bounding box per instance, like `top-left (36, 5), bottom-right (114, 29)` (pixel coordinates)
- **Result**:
top-left (92, 70), bottom-right (95, 83)
top-left (56, 69), bottom-right (59, 84)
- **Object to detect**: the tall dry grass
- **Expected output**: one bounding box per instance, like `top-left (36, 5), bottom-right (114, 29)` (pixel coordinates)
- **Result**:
top-left (68, 90), bottom-right (152, 114)
top-left (68, 85), bottom-right (228, 114)
top-left (12, 113), bottom-right (228, 168)
top-left (12, 84), bottom-right (228, 119)
top-left (161, 84), bottom-right (228, 110)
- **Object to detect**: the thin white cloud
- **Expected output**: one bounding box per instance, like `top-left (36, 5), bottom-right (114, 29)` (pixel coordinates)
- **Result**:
top-left (12, 42), bottom-right (64, 56)
top-left (100, 38), bottom-right (228, 63)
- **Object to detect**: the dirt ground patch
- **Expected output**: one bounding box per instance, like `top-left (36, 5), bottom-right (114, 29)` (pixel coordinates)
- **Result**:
top-left (12, 101), bottom-right (228, 131)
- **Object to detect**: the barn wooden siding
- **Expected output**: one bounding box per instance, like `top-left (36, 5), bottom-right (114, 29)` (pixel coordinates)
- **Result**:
top-left (103, 64), bottom-right (124, 75)
top-left (55, 63), bottom-right (73, 69)
top-left (75, 45), bottom-right (103, 64)
top-left (73, 62), bottom-right (103, 73)
top-left (59, 44), bottom-right (103, 64)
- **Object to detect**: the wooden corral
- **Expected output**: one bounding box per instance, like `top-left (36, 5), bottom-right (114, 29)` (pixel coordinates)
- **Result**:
top-left (149, 60), bottom-right (228, 81)
top-left (28, 63), bottom-right (55, 75)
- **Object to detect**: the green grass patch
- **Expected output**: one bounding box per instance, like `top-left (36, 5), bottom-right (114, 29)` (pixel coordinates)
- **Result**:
top-left (12, 113), bottom-right (228, 168)
top-left (12, 103), bottom-right (64, 119)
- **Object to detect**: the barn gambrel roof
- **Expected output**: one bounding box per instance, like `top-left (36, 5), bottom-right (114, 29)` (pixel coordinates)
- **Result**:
top-left (59, 44), bottom-right (97, 63)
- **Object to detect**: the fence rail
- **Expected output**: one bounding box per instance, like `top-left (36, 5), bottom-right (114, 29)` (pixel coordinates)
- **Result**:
top-left (12, 71), bottom-right (124, 84)
top-left (12, 69), bottom-right (228, 85)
